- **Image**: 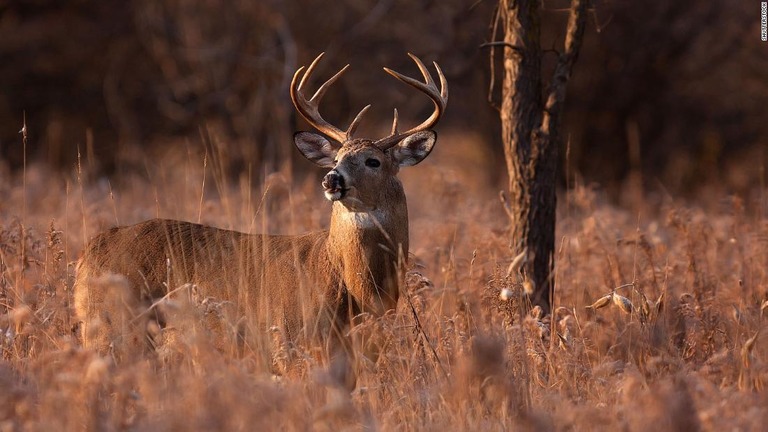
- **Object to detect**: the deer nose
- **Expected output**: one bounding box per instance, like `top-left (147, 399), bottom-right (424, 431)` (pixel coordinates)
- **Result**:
top-left (322, 170), bottom-right (345, 192)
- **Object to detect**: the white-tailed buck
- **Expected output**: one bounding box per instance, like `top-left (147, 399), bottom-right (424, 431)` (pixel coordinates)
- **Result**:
top-left (73, 53), bottom-right (448, 361)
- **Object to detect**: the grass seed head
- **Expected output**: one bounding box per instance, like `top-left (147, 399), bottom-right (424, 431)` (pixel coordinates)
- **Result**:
top-left (586, 294), bottom-right (612, 310)
top-left (741, 330), bottom-right (760, 368)
top-left (612, 293), bottom-right (634, 314)
top-left (523, 280), bottom-right (535, 295)
top-left (499, 288), bottom-right (514, 301)
top-left (506, 248), bottom-right (528, 278)
top-left (530, 305), bottom-right (544, 320)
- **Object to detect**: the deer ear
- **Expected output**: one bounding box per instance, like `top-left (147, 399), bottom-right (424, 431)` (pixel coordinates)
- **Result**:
top-left (294, 132), bottom-right (338, 167)
top-left (391, 131), bottom-right (436, 167)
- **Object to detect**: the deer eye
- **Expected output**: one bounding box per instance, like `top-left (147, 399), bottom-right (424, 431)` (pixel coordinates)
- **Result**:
top-left (365, 158), bottom-right (381, 168)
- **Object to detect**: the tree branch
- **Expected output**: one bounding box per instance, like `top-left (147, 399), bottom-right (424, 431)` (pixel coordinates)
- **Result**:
top-left (479, 41), bottom-right (525, 55)
top-left (540, 0), bottom-right (589, 138)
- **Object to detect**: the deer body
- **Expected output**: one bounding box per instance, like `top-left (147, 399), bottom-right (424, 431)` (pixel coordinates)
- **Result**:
top-left (73, 53), bottom-right (447, 359)
top-left (74, 221), bottom-right (341, 346)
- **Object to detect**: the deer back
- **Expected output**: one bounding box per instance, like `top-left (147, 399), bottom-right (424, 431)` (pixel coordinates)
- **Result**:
top-left (74, 219), bottom-right (345, 341)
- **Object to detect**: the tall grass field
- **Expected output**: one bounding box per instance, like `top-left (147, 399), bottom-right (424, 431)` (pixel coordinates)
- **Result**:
top-left (0, 132), bottom-right (766, 431)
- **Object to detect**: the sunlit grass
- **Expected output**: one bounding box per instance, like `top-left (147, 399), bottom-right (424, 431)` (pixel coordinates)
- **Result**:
top-left (0, 133), bottom-right (766, 431)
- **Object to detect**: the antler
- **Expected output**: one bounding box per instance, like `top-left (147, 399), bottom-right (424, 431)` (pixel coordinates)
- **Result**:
top-left (291, 53), bottom-right (371, 144)
top-left (374, 53), bottom-right (449, 150)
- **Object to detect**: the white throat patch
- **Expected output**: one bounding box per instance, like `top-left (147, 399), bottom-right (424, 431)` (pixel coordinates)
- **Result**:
top-left (339, 208), bottom-right (388, 229)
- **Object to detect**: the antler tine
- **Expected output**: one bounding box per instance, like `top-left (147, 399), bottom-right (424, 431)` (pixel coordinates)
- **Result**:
top-left (297, 52), bottom-right (325, 92)
top-left (434, 61), bottom-right (449, 100)
top-left (310, 64), bottom-right (349, 103)
top-left (291, 53), bottom-right (368, 144)
top-left (390, 108), bottom-right (399, 136)
top-left (347, 104), bottom-right (371, 138)
top-left (406, 52), bottom-right (434, 86)
top-left (375, 53), bottom-right (449, 150)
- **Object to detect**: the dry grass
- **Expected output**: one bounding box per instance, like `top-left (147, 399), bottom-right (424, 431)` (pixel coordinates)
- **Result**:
top-left (0, 133), bottom-right (766, 431)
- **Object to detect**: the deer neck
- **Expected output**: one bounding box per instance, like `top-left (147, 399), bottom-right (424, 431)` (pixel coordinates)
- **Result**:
top-left (326, 181), bottom-right (408, 315)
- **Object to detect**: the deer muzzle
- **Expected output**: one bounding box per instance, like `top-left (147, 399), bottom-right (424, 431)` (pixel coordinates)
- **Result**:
top-left (322, 170), bottom-right (348, 201)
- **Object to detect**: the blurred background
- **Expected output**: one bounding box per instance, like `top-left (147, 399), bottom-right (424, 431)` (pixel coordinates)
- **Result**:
top-left (0, 0), bottom-right (766, 197)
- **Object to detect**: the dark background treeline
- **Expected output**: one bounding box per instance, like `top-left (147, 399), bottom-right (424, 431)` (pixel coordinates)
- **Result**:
top-left (0, 0), bottom-right (765, 194)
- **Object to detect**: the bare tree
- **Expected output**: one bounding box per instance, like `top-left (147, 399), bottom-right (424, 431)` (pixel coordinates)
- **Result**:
top-left (491, 0), bottom-right (588, 314)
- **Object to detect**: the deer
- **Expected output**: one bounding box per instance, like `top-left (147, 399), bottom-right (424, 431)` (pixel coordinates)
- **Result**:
top-left (72, 53), bottom-right (448, 367)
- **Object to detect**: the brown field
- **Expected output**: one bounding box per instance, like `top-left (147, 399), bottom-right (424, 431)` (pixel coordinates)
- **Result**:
top-left (0, 132), bottom-right (766, 431)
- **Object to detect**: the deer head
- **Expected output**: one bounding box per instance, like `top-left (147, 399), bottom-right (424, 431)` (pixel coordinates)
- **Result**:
top-left (291, 53), bottom-right (448, 211)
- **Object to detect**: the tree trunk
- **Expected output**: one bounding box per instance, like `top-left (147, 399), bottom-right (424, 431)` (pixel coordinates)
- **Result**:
top-left (497, 0), bottom-right (588, 314)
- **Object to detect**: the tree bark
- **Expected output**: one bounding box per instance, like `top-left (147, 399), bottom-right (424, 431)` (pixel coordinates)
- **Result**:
top-left (497, 0), bottom-right (588, 314)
